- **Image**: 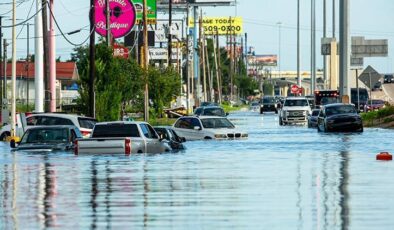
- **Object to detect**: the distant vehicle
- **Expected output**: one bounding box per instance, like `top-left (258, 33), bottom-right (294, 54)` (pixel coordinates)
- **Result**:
top-left (172, 116), bottom-right (248, 140)
top-left (305, 95), bottom-right (315, 109)
top-left (154, 126), bottom-right (186, 150)
top-left (74, 122), bottom-right (171, 155)
top-left (314, 90), bottom-right (340, 108)
top-left (364, 99), bottom-right (386, 112)
top-left (372, 81), bottom-right (382, 91)
top-left (200, 102), bottom-right (220, 107)
top-left (10, 126), bottom-right (82, 151)
top-left (279, 97), bottom-right (311, 126)
top-left (383, 74), bottom-right (394, 84)
top-left (307, 109), bottom-right (320, 128)
top-left (0, 113), bottom-right (97, 141)
top-left (260, 96), bottom-right (278, 114)
top-left (351, 88), bottom-right (369, 112)
top-left (249, 101), bottom-right (260, 112)
top-left (194, 106), bottom-right (228, 117)
top-left (317, 103), bottom-right (363, 132)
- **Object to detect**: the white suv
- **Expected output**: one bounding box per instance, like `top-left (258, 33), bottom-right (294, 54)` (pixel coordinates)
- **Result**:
top-left (279, 97), bottom-right (311, 126)
top-left (0, 113), bottom-right (97, 140)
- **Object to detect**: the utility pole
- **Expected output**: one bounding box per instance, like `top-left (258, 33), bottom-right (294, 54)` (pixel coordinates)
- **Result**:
top-left (193, 6), bottom-right (199, 105)
top-left (3, 40), bottom-right (7, 100)
top-left (89, 0), bottom-right (96, 118)
top-left (42, 0), bottom-right (50, 112)
top-left (49, 0), bottom-right (56, 112)
top-left (339, 0), bottom-right (350, 102)
top-left (200, 13), bottom-right (206, 102)
top-left (216, 32), bottom-right (222, 104)
top-left (11, 0), bottom-right (17, 138)
top-left (333, 0), bottom-right (336, 38)
top-left (198, 9), bottom-right (203, 102)
top-left (311, 0), bottom-right (316, 93)
top-left (0, 16), bottom-right (3, 105)
top-left (35, 0), bottom-right (44, 112)
top-left (297, 0), bottom-right (301, 87)
top-left (323, 0), bottom-right (328, 89)
top-left (105, 0), bottom-right (111, 46)
top-left (143, 0), bottom-right (149, 122)
top-left (168, 0), bottom-right (172, 64)
top-left (26, 23), bottom-right (30, 108)
top-left (245, 33), bottom-right (248, 76)
top-left (229, 17), bottom-right (233, 100)
top-left (277, 22), bottom-right (282, 80)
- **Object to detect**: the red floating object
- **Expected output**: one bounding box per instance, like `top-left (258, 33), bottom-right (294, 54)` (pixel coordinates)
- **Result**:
top-left (376, 152), bottom-right (393, 161)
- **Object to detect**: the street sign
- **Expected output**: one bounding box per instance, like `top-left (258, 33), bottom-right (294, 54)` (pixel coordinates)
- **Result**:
top-left (149, 48), bottom-right (182, 61)
top-left (291, 85), bottom-right (300, 94)
top-left (352, 36), bottom-right (388, 58)
top-left (358, 65), bottom-right (382, 89)
top-left (153, 20), bottom-right (183, 43)
top-left (189, 17), bottom-right (243, 35)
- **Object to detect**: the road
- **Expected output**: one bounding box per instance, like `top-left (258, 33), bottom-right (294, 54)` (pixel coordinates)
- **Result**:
top-left (0, 111), bottom-right (394, 229)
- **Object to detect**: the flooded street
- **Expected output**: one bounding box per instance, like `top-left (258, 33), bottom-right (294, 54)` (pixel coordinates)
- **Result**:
top-left (1, 111), bottom-right (394, 229)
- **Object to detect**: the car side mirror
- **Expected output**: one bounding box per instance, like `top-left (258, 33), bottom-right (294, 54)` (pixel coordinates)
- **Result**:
top-left (159, 134), bottom-right (165, 141)
top-left (194, 126), bottom-right (201, 131)
top-left (10, 140), bottom-right (18, 148)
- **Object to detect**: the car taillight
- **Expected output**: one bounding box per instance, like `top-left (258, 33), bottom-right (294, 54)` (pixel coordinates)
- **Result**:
top-left (81, 131), bottom-right (91, 138)
top-left (74, 140), bottom-right (78, 155)
top-left (125, 139), bottom-right (131, 156)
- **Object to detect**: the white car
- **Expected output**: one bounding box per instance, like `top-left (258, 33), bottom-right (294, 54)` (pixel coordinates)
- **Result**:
top-left (0, 113), bottom-right (97, 140)
top-left (172, 116), bottom-right (248, 141)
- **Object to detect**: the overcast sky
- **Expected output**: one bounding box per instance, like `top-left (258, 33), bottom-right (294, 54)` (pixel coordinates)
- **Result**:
top-left (1, 0), bottom-right (393, 73)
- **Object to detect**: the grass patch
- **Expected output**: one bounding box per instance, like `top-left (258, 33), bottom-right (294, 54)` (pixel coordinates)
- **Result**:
top-left (361, 106), bottom-right (394, 126)
top-left (221, 103), bottom-right (248, 113)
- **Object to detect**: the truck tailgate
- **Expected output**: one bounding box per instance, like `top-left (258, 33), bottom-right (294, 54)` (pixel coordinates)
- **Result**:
top-left (76, 138), bottom-right (128, 155)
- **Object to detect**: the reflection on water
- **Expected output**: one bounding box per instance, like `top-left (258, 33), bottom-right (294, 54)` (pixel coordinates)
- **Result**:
top-left (1, 111), bottom-right (394, 229)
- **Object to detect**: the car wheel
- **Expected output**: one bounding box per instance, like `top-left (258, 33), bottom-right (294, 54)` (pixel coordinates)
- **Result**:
top-left (279, 118), bottom-right (283, 126)
top-left (260, 109), bottom-right (264, 114)
top-left (308, 122), bottom-right (311, 128)
top-left (275, 109), bottom-right (278, 114)
top-left (204, 136), bottom-right (213, 140)
top-left (0, 132), bottom-right (10, 141)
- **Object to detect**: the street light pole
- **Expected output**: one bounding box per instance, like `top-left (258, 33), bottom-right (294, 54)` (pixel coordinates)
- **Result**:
top-left (11, 0), bottom-right (17, 138)
top-left (277, 22), bottom-right (282, 80)
top-left (297, 0), bottom-right (301, 88)
top-left (311, 0), bottom-right (316, 93)
top-left (143, 0), bottom-right (149, 122)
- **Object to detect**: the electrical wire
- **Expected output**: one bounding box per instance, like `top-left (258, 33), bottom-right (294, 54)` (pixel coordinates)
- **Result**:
top-left (0, 0), bottom-right (27, 16)
top-left (0, 3), bottom-right (44, 28)
top-left (16, 0), bottom-right (35, 39)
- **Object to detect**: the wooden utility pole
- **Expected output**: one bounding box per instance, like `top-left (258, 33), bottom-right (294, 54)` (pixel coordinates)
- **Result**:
top-left (42, 0), bottom-right (50, 112)
top-left (105, 0), bottom-right (111, 46)
top-left (205, 37), bottom-right (212, 102)
top-left (167, 0), bottom-right (172, 64)
top-left (143, 0), bottom-right (149, 122)
top-left (89, 0), bottom-right (96, 117)
top-left (201, 31), bottom-right (207, 102)
top-left (229, 17), bottom-right (234, 101)
top-left (216, 33), bottom-right (222, 104)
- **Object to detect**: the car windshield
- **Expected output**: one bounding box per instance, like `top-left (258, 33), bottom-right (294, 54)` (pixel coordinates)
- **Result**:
top-left (326, 105), bottom-right (357, 116)
top-left (203, 108), bottom-right (225, 116)
top-left (262, 97), bottom-right (276, 103)
top-left (21, 128), bottom-right (69, 144)
top-left (78, 118), bottom-right (97, 129)
top-left (284, 99), bottom-right (309, 107)
top-left (251, 102), bottom-right (259, 106)
top-left (201, 118), bottom-right (235, 129)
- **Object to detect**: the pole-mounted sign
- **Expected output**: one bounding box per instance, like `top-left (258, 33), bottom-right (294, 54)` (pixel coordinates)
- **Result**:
top-left (95, 0), bottom-right (137, 38)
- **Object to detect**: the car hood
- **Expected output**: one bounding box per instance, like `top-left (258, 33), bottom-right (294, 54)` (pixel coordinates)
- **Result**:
top-left (205, 128), bottom-right (246, 134)
top-left (282, 106), bottom-right (310, 111)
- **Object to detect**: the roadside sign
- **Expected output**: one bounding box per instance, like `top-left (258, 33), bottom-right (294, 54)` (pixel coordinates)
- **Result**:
top-left (95, 0), bottom-right (137, 38)
top-left (149, 48), bottom-right (182, 61)
top-left (113, 44), bottom-right (129, 59)
top-left (153, 20), bottom-right (183, 43)
top-left (352, 36), bottom-right (388, 58)
top-left (133, 0), bottom-right (157, 24)
top-left (189, 17), bottom-right (243, 35)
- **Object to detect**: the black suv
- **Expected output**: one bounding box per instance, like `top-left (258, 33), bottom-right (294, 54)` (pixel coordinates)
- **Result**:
top-left (384, 74), bottom-right (394, 84)
top-left (260, 96), bottom-right (278, 114)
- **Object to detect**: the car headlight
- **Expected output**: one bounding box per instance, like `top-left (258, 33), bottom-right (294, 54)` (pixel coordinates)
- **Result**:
top-left (241, 133), bottom-right (248, 138)
top-left (214, 134), bottom-right (228, 139)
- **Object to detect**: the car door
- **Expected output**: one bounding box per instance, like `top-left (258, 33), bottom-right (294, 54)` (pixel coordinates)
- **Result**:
top-left (173, 118), bottom-right (195, 140)
top-left (317, 109), bottom-right (325, 131)
top-left (188, 118), bottom-right (204, 140)
top-left (139, 124), bottom-right (162, 153)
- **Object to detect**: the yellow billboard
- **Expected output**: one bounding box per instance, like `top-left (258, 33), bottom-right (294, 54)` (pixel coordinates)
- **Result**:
top-left (189, 17), bottom-right (243, 35)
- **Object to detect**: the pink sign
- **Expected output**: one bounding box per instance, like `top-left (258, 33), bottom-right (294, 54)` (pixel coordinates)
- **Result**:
top-left (95, 0), bottom-right (137, 39)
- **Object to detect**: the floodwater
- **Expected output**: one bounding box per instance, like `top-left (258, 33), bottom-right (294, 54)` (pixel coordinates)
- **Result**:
top-left (1, 111), bottom-right (394, 229)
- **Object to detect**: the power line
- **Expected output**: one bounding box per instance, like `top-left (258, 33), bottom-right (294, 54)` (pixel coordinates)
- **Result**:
top-left (0, 2), bottom-right (44, 28)
top-left (16, 0), bottom-right (34, 38)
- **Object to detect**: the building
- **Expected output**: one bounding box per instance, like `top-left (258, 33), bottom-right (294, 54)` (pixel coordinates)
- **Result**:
top-left (3, 61), bottom-right (79, 106)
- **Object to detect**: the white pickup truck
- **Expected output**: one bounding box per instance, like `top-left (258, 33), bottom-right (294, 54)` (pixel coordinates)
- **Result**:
top-left (279, 97), bottom-right (312, 126)
top-left (74, 121), bottom-right (171, 155)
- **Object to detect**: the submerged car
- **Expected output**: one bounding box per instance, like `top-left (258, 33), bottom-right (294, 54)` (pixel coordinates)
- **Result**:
top-left (249, 101), bottom-right (260, 112)
top-left (307, 109), bottom-right (320, 128)
top-left (317, 103), bottom-right (363, 132)
top-left (154, 126), bottom-right (186, 150)
top-left (10, 126), bottom-right (82, 151)
top-left (172, 116), bottom-right (248, 140)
